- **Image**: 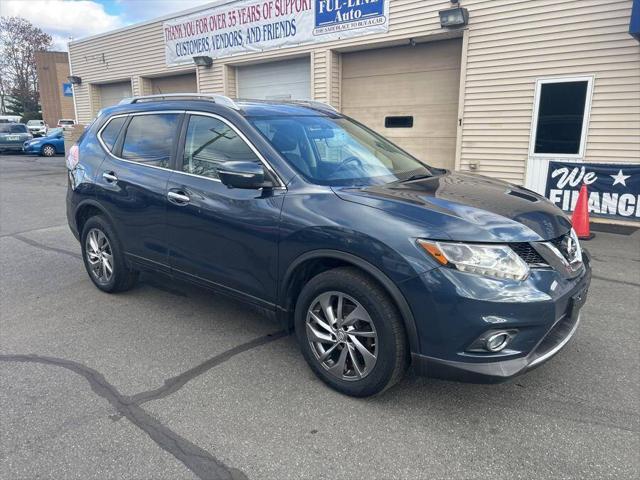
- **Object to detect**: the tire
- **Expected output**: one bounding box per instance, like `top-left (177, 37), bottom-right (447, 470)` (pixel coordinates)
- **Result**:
top-left (80, 215), bottom-right (139, 293)
top-left (41, 144), bottom-right (56, 157)
top-left (295, 267), bottom-right (408, 397)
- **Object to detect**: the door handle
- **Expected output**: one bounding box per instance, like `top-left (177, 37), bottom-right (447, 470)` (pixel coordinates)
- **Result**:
top-left (168, 191), bottom-right (190, 205)
top-left (102, 171), bottom-right (118, 183)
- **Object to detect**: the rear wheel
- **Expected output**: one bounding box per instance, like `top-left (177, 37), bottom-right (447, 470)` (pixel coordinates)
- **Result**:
top-left (41, 144), bottom-right (56, 157)
top-left (81, 216), bottom-right (138, 293)
top-left (295, 267), bottom-right (408, 397)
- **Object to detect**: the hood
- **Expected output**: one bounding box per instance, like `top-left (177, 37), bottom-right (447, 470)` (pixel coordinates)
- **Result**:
top-left (332, 171), bottom-right (571, 242)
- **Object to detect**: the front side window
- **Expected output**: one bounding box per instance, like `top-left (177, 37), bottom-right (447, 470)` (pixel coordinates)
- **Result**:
top-left (249, 115), bottom-right (431, 186)
top-left (100, 116), bottom-right (126, 152)
top-left (121, 113), bottom-right (180, 167)
top-left (532, 77), bottom-right (592, 156)
top-left (182, 115), bottom-right (260, 180)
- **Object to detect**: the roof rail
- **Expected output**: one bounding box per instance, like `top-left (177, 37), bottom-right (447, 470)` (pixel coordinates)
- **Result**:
top-left (118, 93), bottom-right (240, 110)
top-left (281, 99), bottom-right (339, 113)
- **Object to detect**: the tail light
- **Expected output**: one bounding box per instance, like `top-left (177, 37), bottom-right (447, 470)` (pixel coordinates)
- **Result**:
top-left (66, 144), bottom-right (79, 169)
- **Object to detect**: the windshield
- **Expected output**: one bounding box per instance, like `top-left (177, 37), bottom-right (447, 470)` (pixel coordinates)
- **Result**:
top-left (47, 127), bottom-right (63, 136)
top-left (59, 120), bottom-right (74, 125)
top-left (249, 115), bottom-right (431, 186)
top-left (0, 124), bottom-right (27, 133)
top-left (27, 120), bottom-right (43, 126)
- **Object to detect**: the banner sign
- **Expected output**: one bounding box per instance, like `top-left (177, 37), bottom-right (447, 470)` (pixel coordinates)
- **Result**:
top-left (163, 0), bottom-right (389, 65)
top-left (545, 161), bottom-right (640, 220)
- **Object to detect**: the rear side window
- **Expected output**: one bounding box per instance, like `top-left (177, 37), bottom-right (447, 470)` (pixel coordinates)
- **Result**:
top-left (182, 115), bottom-right (260, 180)
top-left (10, 124), bottom-right (27, 133)
top-left (121, 114), bottom-right (180, 168)
top-left (99, 116), bottom-right (126, 152)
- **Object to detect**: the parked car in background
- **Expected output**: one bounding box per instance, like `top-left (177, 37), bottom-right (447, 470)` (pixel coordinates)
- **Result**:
top-left (23, 127), bottom-right (65, 157)
top-left (66, 94), bottom-right (591, 397)
top-left (26, 119), bottom-right (48, 137)
top-left (58, 119), bottom-right (76, 130)
top-left (0, 123), bottom-right (32, 153)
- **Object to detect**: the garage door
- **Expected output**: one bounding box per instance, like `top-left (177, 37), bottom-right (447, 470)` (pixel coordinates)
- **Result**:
top-left (150, 73), bottom-right (197, 94)
top-left (341, 39), bottom-right (462, 169)
top-left (237, 58), bottom-right (310, 100)
top-left (99, 81), bottom-right (132, 108)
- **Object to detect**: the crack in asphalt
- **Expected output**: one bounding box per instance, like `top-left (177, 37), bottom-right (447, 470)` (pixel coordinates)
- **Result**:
top-left (0, 224), bottom-right (68, 238)
top-left (12, 234), bottom-right (82, 259)
top-left (0, 331), bottom-right (286, 480)
top-left (129, 331), bottom-right (288, 405)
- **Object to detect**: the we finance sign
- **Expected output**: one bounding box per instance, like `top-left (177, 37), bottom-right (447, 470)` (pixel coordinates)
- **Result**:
top-left (545, 161), bottom-right (640, 221)
top-left (163, 0), bottom-right (389, 65)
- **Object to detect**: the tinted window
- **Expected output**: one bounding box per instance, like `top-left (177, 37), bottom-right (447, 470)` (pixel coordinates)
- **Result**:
top-left (100, 117), bottom-right (126, 152)
top-left (250, 116), bottom-right (430, 186)
top-left (121, 114), bottom-right (180, 167)
top-left (534, 81), bottom-right (588, 155)
top-left (182, 115), bottom-right (260, 180)
top-left (1, 124), bottom-right (28, 133)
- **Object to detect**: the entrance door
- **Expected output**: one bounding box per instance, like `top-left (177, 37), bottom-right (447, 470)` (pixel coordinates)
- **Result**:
top-left (237, 58), bottom-right (311, 100)
top-left (341, 39), bottom-right (462, 169)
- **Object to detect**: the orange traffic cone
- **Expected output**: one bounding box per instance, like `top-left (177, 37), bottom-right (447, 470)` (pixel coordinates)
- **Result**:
top-left (572, 184), bottom-right (594, 240)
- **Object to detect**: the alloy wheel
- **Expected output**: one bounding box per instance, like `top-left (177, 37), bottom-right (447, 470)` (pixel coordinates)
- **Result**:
top-left (85, 228), bottom-right (114, 284)
top-left (42, 145), bottom-right (55, 157)
top-left (306, 291), bottom-right (378, 381)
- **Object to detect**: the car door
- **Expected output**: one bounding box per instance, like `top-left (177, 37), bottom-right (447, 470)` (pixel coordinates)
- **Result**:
top-left (166, 112), bottom-right (286, 306)
top-left (95, 111), bottom-right (183, 271)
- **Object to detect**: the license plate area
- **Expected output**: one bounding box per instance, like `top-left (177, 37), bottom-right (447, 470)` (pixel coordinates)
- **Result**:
top-left (568, 285), bottom-right (589, 319)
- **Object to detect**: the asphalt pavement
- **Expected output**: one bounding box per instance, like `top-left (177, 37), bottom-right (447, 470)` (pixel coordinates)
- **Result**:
top-left (1, 153), bottom-right (638, 479)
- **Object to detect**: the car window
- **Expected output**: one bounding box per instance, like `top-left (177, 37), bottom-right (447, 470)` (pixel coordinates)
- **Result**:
top-left (10, 124), bottom-right (28, 133)
top-left (121, 114), bottom-right (180, 168)
top-left (250, 116), bottom-right (430, 186)
top-left (182, 115), bottom-right (260, 180)
top-left (100, 116), bottom-right (126, 152)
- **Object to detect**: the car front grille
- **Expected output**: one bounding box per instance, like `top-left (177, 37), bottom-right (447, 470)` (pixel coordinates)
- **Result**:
top-left (509, 242), bottom-right (547, 266)
top-left (549, 234), bottom-right (572, 261)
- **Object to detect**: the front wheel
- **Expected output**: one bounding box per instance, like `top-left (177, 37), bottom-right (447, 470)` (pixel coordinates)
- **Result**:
top-left (81, 216), bottom-right (138, 293)
top-left (41, 144), bottom-right (56, 157)
top-left (295, 267), bottom-right (408, 397)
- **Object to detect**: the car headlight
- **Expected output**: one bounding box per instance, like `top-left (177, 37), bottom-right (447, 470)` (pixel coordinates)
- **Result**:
top-left (417, 240), bottom-right (529, 281)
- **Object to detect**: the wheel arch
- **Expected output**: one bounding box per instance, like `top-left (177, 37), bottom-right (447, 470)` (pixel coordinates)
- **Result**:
top-left (280, 249), bottom-right (419, 353)
top-left (74, 199), bottom-right (116, 236)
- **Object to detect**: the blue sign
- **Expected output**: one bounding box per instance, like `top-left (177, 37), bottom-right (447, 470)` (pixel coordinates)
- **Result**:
top-left (62, 83), bottom-right (73, 97)
top-left (315, 0), bottom-right (386, 35)
top-left (631, 0), bottom-right (640, 39)
top-left (545, 161), bottom-right (640, 221)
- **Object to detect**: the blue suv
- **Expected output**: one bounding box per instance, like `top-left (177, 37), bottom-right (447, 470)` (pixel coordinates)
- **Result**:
top-left (66, 94), bottom-right (591, 397)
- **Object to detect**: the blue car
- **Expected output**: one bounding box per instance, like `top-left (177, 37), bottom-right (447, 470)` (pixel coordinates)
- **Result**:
top-left (65, 94), bottom-right (591, 397)
top-left (23, 127), bottom-right (65, 156)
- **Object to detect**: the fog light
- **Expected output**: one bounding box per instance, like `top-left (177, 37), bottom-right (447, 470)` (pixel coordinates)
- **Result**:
top-left (467, 329), bottom-right (517, 353)
top-left (486, 332), bottom-right (511, 352)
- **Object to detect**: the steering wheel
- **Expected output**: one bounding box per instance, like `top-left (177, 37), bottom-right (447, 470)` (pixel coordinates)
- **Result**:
top-left (331, 156), bottom-right (364, 176)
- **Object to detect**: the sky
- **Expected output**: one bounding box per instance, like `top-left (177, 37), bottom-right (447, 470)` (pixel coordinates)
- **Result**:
top-left (0, 0), bottom-right (215, 50)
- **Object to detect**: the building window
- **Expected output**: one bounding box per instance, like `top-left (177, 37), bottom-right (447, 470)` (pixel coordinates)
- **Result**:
top-left (530, 76), bottom-right (594, 158)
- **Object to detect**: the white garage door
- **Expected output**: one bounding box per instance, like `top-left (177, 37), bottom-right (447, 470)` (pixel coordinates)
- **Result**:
top-left (237, 58), bottom-right (310, 100)
top-left (150, 73), bottom-right (197, 94)
top-left (99, 81), bottom-right (132, 108)
top-left (341, 39), bottom-right (462, 169)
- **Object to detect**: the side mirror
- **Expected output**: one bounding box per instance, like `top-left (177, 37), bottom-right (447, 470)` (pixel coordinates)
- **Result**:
top-left (218, 161), bottom-right (272, 189)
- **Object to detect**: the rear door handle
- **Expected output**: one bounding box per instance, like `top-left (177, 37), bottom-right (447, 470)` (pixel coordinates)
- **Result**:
top-left (102, 171), bottom-right (118, 183)
top-left (167, 190), bottom-right (190, 205)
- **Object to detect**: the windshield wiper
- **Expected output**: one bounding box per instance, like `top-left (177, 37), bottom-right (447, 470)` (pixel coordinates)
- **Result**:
top-left (399, 173), bottom-right (432, 183)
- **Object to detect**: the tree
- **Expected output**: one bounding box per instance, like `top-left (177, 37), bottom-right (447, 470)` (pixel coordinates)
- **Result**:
top-left (0, 16), bottom-right (52, 119)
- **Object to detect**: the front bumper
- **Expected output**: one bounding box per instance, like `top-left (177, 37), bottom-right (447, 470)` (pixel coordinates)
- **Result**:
top-left (412, 312), bottom-right (583, 383)
top-left (403, 251), bottom-right (592, 383)
top-left (23, 143), bottom-right (40, 154)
